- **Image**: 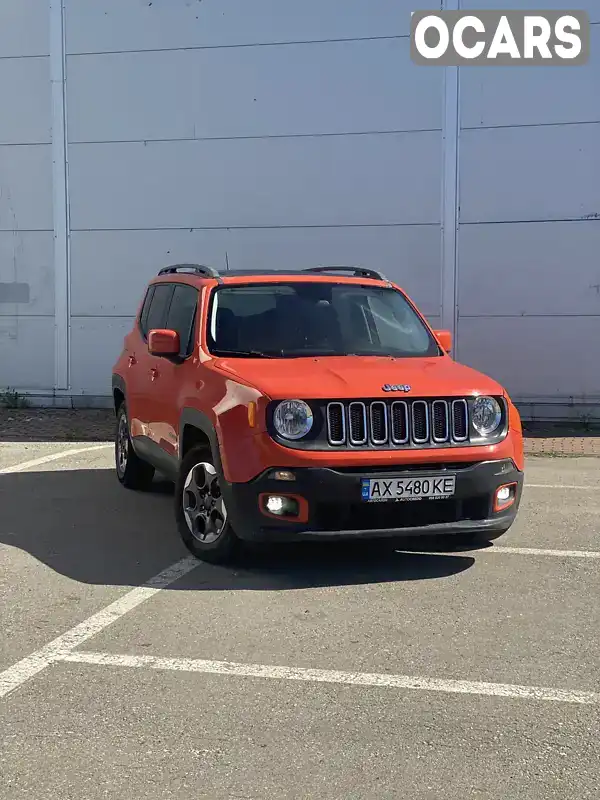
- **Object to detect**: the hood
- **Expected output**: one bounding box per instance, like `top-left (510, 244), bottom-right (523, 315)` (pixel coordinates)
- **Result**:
top-left (212, 355), bottom-right (505, 400)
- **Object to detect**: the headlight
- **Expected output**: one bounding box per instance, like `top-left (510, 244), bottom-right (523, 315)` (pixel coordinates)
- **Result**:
top-left (472, 396), bottom-right (502, 436)
top-left (273, 400), bottom-right (313, 440)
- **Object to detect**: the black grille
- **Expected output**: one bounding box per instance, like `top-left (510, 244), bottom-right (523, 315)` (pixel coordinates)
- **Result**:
top-left (452, 399), bottom-right (468, 440)
top-left (412, 401), bottom-right (428, 443)
top-left (432, 400), bottom-right (448, 442)
top-left (370, 402), bottom-right (387, 444)
top-left (390, 402), bottom-right (409, 443)
top-left (326, 398), bottom-right (470, 449)
top-left (326, 403), bottom-right (345, 444)
top-left (348, 402), bottom-right (367, 444)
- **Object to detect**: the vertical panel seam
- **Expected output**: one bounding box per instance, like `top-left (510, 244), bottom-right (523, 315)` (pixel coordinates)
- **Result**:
top-left (50, 0), bottom-right (70, 391)
top-left (439, 0), bottom-right (460, 356)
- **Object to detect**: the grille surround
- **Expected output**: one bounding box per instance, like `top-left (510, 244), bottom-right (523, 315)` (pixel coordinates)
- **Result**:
top-left (325, 398), bottom-right (473, 449)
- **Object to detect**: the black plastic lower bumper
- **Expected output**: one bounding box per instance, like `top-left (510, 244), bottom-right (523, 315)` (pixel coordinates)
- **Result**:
top-left (223, 458), bottom-right (524, 543)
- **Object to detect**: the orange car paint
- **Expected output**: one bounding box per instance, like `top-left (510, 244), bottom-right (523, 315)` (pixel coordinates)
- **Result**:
top-left (113, 271), bottom-right (524, 485)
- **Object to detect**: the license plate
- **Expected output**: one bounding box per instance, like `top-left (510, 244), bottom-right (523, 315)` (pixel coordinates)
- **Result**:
top-left (361, 475), bottom-right (456, 503)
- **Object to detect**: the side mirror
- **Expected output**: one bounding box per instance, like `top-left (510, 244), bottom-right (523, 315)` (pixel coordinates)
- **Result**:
top-left (148, 328), bottom-right (180, 357)
top-left (434, 329), bottom-right (452, 353)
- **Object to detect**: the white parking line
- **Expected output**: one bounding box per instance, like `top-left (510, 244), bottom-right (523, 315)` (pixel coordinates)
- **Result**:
top-left (399, 546), bottom-right (600, 559)
top-left (0, 556), bottom-right (199, 699)
top-left (58, 650), bottom-right (600, 706)
top-left (526, 484), bottom-right (597, 490)
top-left (0, 444), bottom-right (111, 475)
top-left (485, 546), bottom-right (600, 559)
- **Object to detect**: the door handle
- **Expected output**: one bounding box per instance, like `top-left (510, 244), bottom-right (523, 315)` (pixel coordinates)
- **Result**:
top-left (150, 368), bottom-right (158, 381)
top-left (128, 355), bottom-right (136, 367)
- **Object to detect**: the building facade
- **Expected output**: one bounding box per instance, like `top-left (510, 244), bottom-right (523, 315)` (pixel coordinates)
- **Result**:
top-left (1, 0), bottom-right (598, 418)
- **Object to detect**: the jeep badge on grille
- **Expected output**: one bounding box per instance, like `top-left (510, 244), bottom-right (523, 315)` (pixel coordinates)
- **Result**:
top-left (382, 384), bottom-right (411, 393)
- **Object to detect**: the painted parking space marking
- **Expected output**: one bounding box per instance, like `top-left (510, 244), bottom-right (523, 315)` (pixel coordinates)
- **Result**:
top-left (58, 650), bottom-right (600, 706)
top-left (526, 484), bottom-right (598, 490)
top-left (0, 556), bottom-right (199, 699)
top-left (488, 546), bottom-right (600, 559)
top-left (0, 444), bottom-right (111, 475)
top-left (398, 546), bottom-right (600, 559)
top-left (1, 442), bottom-right (598, 702)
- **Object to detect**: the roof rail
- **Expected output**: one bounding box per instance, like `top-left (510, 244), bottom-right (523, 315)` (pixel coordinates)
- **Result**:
top-left (302, 265), bottom-right (388, 281)
top-left (157, 263), bottom-right (222, 281)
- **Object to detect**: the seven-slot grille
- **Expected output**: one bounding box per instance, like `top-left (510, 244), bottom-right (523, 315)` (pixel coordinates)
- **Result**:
top-left (326, 399), bottom-right (469, 447)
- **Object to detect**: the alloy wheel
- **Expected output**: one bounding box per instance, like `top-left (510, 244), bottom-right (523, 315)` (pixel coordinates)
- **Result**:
top-left (182, 462), bottom-right (227, 544)
top-left (116, 412), bottom-right (129, 477)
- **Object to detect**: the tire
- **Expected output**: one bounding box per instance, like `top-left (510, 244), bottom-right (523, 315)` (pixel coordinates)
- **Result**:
top-left (115, 402), bottom-right (155, 490)
top-left (175, 444), bottom-right (242, 564)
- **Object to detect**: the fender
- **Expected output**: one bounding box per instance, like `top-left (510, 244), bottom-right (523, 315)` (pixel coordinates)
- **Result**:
top-left (111, 373), bottom-right (126, 408)
top-left (179, 407), bottom-right (240, 519)
top-left (179, 407), bottom-right (223, 473)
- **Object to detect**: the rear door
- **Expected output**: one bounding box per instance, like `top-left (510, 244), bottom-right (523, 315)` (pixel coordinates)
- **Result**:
top-left (131, 282), bottom-right (175, 443)
top-left (123, 284), bottom-right (154, 439)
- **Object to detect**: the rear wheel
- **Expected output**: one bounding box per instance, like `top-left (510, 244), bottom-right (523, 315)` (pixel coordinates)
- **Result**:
top-left (115, 403), bottom-right (155, 490)
top-left (175, 445), bottom-right (241, 564)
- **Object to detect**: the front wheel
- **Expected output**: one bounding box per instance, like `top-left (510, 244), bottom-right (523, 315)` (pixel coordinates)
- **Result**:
top-left (175, 445), bottom-right (241, 564)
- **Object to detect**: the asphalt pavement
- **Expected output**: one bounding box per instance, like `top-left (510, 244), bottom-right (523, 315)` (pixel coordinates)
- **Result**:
top-left (1, 443), bottom-right (599, 799)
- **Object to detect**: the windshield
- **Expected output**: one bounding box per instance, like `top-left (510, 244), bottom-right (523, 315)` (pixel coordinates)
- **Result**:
top-left (207, 282), bottom-right (441, 358)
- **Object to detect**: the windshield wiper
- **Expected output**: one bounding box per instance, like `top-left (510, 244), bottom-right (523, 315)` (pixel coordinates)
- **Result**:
top-left (212, 348), bottom-right (278, 359)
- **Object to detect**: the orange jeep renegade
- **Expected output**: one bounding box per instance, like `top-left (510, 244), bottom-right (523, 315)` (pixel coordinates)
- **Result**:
top-left (112, 264), bottom-right (524, 564)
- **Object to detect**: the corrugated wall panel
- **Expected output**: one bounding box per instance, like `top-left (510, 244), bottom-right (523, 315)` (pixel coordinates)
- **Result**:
top-left (0, 0), bottom-right (596, 413)
top-left (461, 0), bottom-right (600, 23)
top-left (456, 9), bottom-right (600, 410)
top-left (0, 0), bottom-right (49, 57)
top-left (458, 317), bottom-right (600, 401)
top-left (0, 57), bottom-right (51, 145)
top-left (0, 317), bottom-right (55, 390)
top-left (66, 39), bottom-right (441, 143)
top-left (65, 0), bottom-right (430, 53)
top-left (70, 226), bottom-right (441, 319)
top-left (68, 134), bottom-right (441, 231)
top-left (64, 0), bottom-right (443, 394)
top-left (459, 124), bottom-right (600, 225)
top-left (0, 1), bottom-right (53, 393)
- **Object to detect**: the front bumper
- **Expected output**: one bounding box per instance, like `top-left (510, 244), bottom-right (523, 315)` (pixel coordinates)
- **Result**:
top-left (223, 458), bottom-right (524, 542)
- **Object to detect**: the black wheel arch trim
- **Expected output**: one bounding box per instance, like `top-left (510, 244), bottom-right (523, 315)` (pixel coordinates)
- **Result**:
top-left (111, 374), bottom-right (127, 411)
top-left (179, 408), bottom-right (223, 472)
top-left (179, 408), bottom-right (236, 515)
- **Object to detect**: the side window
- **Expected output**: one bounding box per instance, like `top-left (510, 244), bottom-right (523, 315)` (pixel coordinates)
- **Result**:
top-left (165, 284), bottom-right (199, 357)
top-left (145, 284), bottom-right (175, 337)
top-left (138, 286), bottom-right (155, 337)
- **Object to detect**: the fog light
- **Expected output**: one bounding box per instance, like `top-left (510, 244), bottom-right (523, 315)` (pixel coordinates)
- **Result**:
top-left (264, 495), bottom-right (299, 517)
top-left (494, 483), bottom-right (516, 512)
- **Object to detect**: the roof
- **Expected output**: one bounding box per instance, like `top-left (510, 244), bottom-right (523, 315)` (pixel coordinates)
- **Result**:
top-left (155, 264), bottom-right (390, 284)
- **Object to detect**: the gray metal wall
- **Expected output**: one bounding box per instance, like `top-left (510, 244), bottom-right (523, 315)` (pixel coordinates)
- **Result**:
top-left (0, 0), bottom-right (54, 390)
top-left (456, 0), bottom-right (600, 419)
top-left (0, 0), bottom-right (598, 417)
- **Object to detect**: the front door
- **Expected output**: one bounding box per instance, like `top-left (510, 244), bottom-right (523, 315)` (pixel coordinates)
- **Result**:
top-left (146, 282), bottom-right (200, 465)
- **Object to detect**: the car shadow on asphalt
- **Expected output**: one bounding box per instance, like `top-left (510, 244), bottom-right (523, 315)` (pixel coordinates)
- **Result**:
top-left (0, 467), bottom-right (478, 590)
